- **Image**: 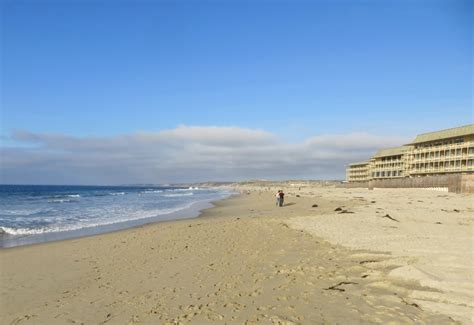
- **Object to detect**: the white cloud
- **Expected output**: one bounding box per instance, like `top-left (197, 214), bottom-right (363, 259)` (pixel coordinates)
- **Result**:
top-left (1, 125), bottom-right (410, 184)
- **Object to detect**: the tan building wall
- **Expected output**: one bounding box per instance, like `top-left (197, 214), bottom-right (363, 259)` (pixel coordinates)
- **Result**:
top-left (365, 174), bottom-right (474, 194)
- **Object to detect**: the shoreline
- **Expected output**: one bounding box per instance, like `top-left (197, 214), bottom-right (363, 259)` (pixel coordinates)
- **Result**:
top-left (0, 188), bottom-right (236, 249)
top-left (0, 201), bottom-right (211, 251)
top-left (1, 186), bottom-right (470, 324)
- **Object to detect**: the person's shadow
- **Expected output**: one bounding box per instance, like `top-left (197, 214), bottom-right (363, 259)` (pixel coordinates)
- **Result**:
top-left (283, 202), bottom-right (296, 207)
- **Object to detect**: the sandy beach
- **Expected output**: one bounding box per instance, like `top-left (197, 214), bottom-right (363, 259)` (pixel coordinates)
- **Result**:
top-left (1, 184), bottom-right (472, 324)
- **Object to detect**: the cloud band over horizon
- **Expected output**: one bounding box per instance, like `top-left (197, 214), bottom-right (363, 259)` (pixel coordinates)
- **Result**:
top-left (1, 126), bottom-right (410, 185)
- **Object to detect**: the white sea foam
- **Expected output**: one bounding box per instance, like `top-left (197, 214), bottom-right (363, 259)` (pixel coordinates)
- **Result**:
top-left (142, 190), bottom-right (163, 194)
top-left (0, 226), bottom-right (51, 235)
top-left (163, 192), bottom-right (194, 197)
top-left (110, 192), bottom-right (125, 196)
top-left (50, 194), bottom-right (81, 199)
top-left (50, 199), bottom-right (75, 203)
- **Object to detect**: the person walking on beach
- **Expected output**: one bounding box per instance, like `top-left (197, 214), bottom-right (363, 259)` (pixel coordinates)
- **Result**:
top-left (276, 190), bottom-right (281, 206)
top-left (278, 190), bottom-right (285, 207)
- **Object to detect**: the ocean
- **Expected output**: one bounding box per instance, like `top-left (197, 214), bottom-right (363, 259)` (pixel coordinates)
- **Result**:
top-left (0, 185), bottom-right (233, 248)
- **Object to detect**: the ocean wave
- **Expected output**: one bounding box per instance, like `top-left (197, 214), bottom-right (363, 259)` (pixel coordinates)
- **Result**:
top-left (171, 187), bottom-right (203, 191)
top-left (0, 226), bottom-right (51, 235)
top-left (49, 194), bottom-right (81, 199)
top-left (50, 192), bottom-right (126, 198)
top-left (1, 208), bottom-right (53, 216)
top-left (0, 203), bottom-right (196, 236)
top-left (49, 199), bottom-right (75, 203)
top-left (163, 192), bottom-right (194, 197)
top-left (141, 190), bottom-right (163, 194)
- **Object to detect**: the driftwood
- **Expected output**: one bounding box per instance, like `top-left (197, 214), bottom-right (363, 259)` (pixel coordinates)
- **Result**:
top-left (338, 210), bottom-right (354, 214)
top-left (401, 298), bottom-right (422, 310)
top-left (381, 214), bottom-right (399, 222)
top-left (324, 281), bottom-right (358, 292)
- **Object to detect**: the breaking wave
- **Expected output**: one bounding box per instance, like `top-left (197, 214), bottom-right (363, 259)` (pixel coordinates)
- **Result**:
top-left (0, 204), bottom-right (195, 236)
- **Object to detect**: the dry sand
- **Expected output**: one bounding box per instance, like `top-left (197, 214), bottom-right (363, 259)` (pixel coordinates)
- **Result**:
top-left (285, 187), bottom-right (474, 324)
top-left (1, 185), bottom-right (471, 324)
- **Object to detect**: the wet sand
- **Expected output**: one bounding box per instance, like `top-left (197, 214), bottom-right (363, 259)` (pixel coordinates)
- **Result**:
top-left (1, 186), bottom-right (469, 324)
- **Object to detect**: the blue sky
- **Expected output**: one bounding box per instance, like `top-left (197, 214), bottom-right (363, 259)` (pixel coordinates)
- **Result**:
top-left (0, 0), bottom-right (472, 183)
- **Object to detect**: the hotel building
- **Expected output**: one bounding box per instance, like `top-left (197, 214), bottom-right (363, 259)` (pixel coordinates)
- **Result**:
top-left (370, 146), bottom-right (412, 179)
top-left (346, 161), bottom-right (370, 182)
top-left (410, 125), bottom-right (474, 176)
top-left (346, 124), bottom-right (474, 183)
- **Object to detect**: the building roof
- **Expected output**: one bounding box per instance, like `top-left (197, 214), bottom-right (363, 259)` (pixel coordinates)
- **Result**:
top-left (409, 124), bottom-right (474, 144)
top-left (348, 161), bottom-right (369, 167)
top-left (373, 145), bottom-right (411, 158)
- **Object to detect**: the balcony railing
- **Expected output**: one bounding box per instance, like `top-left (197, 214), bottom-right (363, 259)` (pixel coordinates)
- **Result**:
top-left (410, 166), bottom-right (473, 173)
top-left (413, 142), bottom-right (472, 151)
top-left (412, 155), bottom-right (472, 162)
